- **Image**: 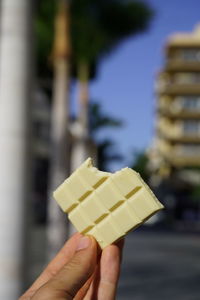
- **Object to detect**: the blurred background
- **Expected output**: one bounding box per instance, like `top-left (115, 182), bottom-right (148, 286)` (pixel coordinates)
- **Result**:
top-left (0, 0), bottom-right (200, 299)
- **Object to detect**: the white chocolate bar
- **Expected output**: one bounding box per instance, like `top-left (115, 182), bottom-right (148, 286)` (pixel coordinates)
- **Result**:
top-left (54, 158), bottom-right (164, 248)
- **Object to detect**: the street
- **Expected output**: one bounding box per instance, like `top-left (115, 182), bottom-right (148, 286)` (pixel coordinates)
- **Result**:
top-left (117, 229), bottom-right (200, 300)
top-left (28, 227), bottom-right (200, 300)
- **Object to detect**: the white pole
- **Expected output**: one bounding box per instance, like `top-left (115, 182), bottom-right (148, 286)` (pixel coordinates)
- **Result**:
top-left (0, 0), bottom-right (31, 298)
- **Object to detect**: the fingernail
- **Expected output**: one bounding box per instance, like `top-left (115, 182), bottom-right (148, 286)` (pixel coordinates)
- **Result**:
top-left (76, 236), bottom-right (91, 251)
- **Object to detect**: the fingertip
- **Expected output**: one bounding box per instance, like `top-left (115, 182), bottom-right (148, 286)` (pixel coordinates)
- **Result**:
top-left (89, 235), bottom-right (98, 246)
top-left (63, 232), bottom-right (81, 247)
top-left (114, 237), bottom-right (125, 250)
top-left (102, 239), bottom-right (125, 266)
top-left (86, 234), bottom-right (98, 251)
top-left (76, 235), bottom-right (96, 252)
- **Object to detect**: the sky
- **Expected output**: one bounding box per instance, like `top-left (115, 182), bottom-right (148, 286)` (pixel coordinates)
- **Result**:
top-left (75, 0), bottom-right (200, 170)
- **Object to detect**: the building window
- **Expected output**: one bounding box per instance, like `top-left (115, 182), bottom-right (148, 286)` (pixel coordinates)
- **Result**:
top-left (177, 144), bottom-right (200, 156)
top-left (173, 72), bottom-right (200, 84)
top-left (173, 96), bottom-right (200, 111)
top-left (180, 49), bottom-right (200, 62)
top-left (183, 96), bottom-right (200, 110)
top-left (183, 120), bottom-right (200, 134)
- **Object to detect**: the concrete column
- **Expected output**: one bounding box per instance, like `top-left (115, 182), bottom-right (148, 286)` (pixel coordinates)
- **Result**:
top-left (0, 0), bottom-right (32, 298)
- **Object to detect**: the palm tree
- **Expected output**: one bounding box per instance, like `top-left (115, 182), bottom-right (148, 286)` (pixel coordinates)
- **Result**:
top-left (46, 0), bottom-right (72, 259)
top-left (36, 0), bottom-right (153, 133)
top-left (35, 0), bottom-right (153, 256)
top-left (130, 151), bottom-right (150, 182)
top-left (70, 0), bottom-right (153, 183)
top-left (89, 102), bottom-right (123, 170)
top-left (71, 0), bottom-right (153, 133)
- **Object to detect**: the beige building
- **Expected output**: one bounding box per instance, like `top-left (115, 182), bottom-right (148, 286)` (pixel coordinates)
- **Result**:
top-left (154, 25), bottom-right (200, 175)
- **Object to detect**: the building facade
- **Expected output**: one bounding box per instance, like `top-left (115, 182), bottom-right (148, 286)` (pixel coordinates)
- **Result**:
top-left (155, 25), bottom-right (200, 174)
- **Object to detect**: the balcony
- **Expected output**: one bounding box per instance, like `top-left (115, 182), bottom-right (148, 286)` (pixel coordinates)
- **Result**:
top-left (158, 107), bottom-right (200, 119)
top-left (163, 152), bottom-right (200, 167)
top-left (166, 60), bottom-right (200, 72)
top-left (157, 144), bottom-right (200, 167)
top-left (157, 124), bottom-right (200, 143)
top-left (158, 84), bottom-right (200, 95)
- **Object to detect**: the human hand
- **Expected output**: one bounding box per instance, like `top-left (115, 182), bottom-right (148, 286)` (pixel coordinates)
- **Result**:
top-left (19, 233), bottom-right (124, 300)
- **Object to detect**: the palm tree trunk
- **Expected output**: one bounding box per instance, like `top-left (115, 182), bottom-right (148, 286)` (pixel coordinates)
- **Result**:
top-left (78, 61), bottom-right (90, 136)
top-left (71, 62), bottom-right (90, 171)
top-left (0, 0), bottom-right (32, 298)
top-left (47, 0), bottom-right (71, 259)
top-left (69, 62), bottom-right (90, 234)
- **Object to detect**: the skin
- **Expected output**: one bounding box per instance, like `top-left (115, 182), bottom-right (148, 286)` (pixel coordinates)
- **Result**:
top-left (19, 233), bottom-right (124, 300)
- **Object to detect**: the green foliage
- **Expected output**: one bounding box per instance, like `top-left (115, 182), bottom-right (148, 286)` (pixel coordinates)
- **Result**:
top-left (35, 0), bottom-right (154, 79)
top-left (35, 0), bottom-right (56, 78)
top-left (130, 151), bottom-right (149, 181)
top-left (97, 139), bottom-right (123, 171)
top-left (89, 102), bottom-right (123, 171)
top-left (71, 0), bottom-right (153, 68)
top-left (101, 1), bottom-right (153, 37)
top-left (89, 102), bottom-right (122, 135)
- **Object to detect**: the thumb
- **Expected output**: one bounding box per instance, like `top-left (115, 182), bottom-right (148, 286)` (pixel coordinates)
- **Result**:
top-left (33, 235), bottom-right (97, 300)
